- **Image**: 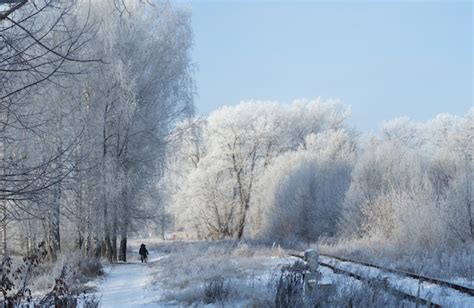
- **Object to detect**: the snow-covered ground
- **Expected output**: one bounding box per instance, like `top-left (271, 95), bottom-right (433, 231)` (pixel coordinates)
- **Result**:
top-left (95, 253), bottom-right (163, 308)
top-left (320, 255), bottom-right (474, 307)
top-left (152, 242), bottom-right (291, 306)
top-left (90, 242), bottom-right (292, 307)
top-left (91, 242), bottom-right (474, 307)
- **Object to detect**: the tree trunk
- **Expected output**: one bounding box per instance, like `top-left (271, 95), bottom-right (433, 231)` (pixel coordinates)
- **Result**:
top-left (466, 154), bottom-right (473, 239)
top-left (84, 234), bottom-right (91, 257)
top-left (112, 210), bottom-right (118, 262)
top-left (232, 145), bottom-right (257, 240)
top-left (77, 229), bottom-right (84, 250)
top-left (118, 168), bottom-right (129, 262)
top-left (103, 236), bottom-right (113, 260)
top-left (1, 205), bottom-right (6, 257)
top-left (161, 221), bottom-right (166, 240)
top-left (119, 227), bottom-right (127, 263)
top-left (51, 103), bottom-right (64, 261)
top-left (76, 163), bottom-right (84, 251)
top-left (25, 219), bottom-right (31, 256)
top-left (93, 235), bottom-right (101, 258)
top-left (49, 186), bottom-right (61, 262)
top-left (102, 103), bottom-right (114, 262)
top-left (236, 208), bottom-right (247, 240)
top-left (118, 186), bottom-right (128, 262)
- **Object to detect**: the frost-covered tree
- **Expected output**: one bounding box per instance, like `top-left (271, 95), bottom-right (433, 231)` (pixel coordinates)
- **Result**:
top-left (257, 129), bottom-right (356, 242)
top-left (339, 109), bottom-right (473, 252)
top-left (68, 0), bottom-right (194, 261)
top-left (163, 118), bottom-right (206, 236)
top-left (169, 99), bottom-right (351, 239)
top-left (0, 0), bottom-right (97, 258)
top-left (1, 0), bottom-right (194, 262)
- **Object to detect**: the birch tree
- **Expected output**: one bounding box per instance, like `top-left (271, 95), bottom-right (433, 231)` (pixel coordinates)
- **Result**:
top-left (1, 0), bottom-right (194, 262)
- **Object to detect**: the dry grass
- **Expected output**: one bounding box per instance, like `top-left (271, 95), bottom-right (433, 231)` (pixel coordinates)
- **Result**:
top-left (148, 240), bottom-right (291, 306)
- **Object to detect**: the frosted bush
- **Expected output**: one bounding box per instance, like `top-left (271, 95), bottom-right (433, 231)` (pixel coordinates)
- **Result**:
top-left (258, 138), bottom-right (353, 243)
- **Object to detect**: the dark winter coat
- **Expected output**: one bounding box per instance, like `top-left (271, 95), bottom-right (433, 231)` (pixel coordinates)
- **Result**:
top-left (139, 244), bottom-right (149, 256)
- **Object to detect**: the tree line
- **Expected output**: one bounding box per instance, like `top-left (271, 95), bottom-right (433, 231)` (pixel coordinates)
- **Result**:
top-left (0, 0), bottom-right (194, 262)
top-left (166, 100), bottom-right (473, 253)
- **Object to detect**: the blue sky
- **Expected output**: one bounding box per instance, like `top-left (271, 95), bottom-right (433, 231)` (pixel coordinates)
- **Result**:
top-left (179, 0), bottom-right (472, 131)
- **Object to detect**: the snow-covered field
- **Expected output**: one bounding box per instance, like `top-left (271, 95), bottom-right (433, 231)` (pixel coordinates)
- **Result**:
top-left (149, 241), bottom-right (291, 306)
top-left (88, 241), bottom-right (297, 307)
top-left (90, 241), bottom-right (474, 307)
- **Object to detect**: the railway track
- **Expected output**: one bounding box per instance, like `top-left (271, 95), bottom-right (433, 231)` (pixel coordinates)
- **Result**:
top-left (289, 250), bottom-right (474, 307)
top-left (320, 253), bottom-right (474, 297)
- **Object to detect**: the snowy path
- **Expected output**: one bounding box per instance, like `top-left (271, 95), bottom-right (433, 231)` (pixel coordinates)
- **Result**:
top-left (96, 254), bottom-right (163, 308)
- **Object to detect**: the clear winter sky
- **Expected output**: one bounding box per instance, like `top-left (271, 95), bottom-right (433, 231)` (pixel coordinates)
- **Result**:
top-left (178, 0), bottom-right (473, 131)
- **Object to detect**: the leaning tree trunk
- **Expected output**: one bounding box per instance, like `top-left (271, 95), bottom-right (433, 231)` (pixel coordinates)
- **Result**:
top-left (234, 176), bottom-right (252, 240)
top-left (233, 146), bottom-right (257, 240)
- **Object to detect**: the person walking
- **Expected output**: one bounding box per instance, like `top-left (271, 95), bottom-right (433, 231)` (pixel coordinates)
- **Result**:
top-left (139, 243), bottom-right (149, 263)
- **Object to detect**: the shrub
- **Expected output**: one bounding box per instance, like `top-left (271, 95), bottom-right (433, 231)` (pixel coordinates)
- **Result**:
top-left (76, 256), bottom-right (104, 279)
top-left (275, 261), bottom-right (308, 308)
top-left (203, 275), bottom-right (228, 304)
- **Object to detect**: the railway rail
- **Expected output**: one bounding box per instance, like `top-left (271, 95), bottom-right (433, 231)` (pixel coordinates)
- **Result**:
top-left (289, 250), bottom-right (474, 307)
top-left (320, 253), bottom-right (474, 297)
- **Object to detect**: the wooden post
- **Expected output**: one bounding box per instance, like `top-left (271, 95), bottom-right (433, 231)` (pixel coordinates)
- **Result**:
top-left (304, 248), bottom-right (336, 305)
top-left (304, 249), bottom-right (319, 290)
